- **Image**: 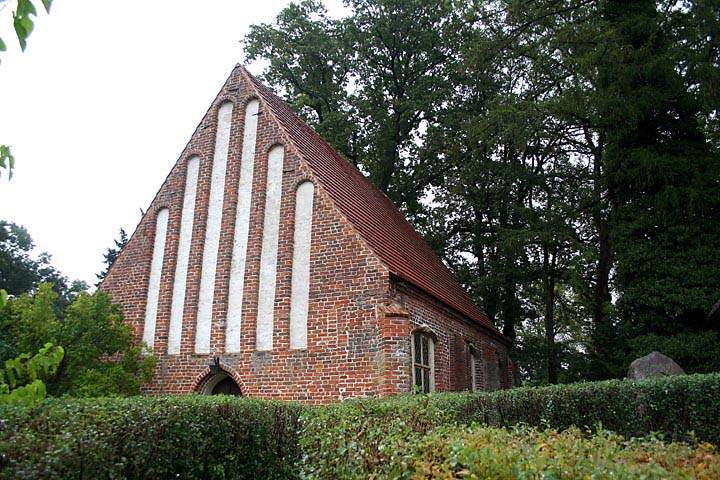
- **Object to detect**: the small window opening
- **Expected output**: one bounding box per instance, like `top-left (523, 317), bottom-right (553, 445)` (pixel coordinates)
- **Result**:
top-left (412, 331), bottom-right (434, 393)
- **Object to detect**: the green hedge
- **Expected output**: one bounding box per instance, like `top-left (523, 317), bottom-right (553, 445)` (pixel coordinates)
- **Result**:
top-left (0, 396), bottom-right (302, 479)
top-left (392, 426), bottom-right (719, 479)
top-left (299, 373), bottom-right (720, 478)
top-left (1, 374), bottom-right (719, 479)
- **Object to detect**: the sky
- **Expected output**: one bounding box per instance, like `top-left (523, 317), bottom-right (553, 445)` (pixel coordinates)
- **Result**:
top-left (0, 0), bottom-right (347, 287)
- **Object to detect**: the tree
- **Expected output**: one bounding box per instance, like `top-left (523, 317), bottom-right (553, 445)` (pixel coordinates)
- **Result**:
top-left (244, 0), bottom-right (359, 165)
top-left (0, 220), bottom-right (40, 295)
top-left (0, 220), bottom-right (86, 304)
top-left (96, 228), bottom-right (128, 285)
top-left (0, 283), bottom-right (156, 397)
top-left (601, 0), bottom-right (720, 330)
top-left (245, 0), bottom-right (459, 214)
top-left (450, 0), bottom-right (720, 381)
top-left (247, 0), bottom-right (720, 383)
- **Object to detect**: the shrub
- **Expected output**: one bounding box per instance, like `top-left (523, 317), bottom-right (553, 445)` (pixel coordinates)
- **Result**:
top-left (0, 396), bottom-right (302, 479)
top-left (1, 373), bottom-right (719, 479)
top-left (298, 373), bottom-right (720, 478)
top-left (402, 426), bottom-right (720, 480)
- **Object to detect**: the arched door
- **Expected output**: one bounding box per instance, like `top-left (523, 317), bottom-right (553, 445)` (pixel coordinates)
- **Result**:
top-left (201, 373), bottom-right (242, 396)
top-left (210, 376), bottom-right (241, 395)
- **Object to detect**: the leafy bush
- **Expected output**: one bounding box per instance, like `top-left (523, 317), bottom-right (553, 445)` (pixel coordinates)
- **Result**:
top-left (402, 426), bottom-right (719, 480)
top-left (0, 285), bottom-right (156, 397)
top-left (0, 343), bottom-right (63, 406)
top-left (1, 374), bottom-right (719, 479)
top-left (0, 396), bottom-right (302, 479)
top-left (299, 373), bottom-right (720, 478)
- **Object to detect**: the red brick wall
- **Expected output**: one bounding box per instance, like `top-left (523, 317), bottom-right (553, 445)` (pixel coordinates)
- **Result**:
top-left (385, 280), bottom-right (512, 394)
top-left (101, 67), bottom-right (512, 403)
top-left (103, 69), bottom-right (393, 404)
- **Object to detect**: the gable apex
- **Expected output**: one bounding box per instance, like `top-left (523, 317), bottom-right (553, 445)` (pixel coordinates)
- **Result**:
top-left (236, 65), bottom-right (503, 340)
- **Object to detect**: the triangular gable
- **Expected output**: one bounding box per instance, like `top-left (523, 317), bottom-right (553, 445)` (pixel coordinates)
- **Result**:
top-left (238, 67), bottom-right (501, 337)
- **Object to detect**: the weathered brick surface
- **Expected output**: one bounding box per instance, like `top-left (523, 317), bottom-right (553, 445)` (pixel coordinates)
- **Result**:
top-left (101, 66), bottom-right (512, 403)
top-left (387, 280), bottom-right (512, 394)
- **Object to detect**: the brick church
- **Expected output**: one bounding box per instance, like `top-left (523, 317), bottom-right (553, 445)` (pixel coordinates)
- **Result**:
top-left (101, 65), bottom-right (512, 402)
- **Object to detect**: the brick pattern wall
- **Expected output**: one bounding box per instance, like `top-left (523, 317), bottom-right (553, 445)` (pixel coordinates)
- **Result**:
top-left (102, 69), bottom-right (392, 403)
top-left (387, 280), bottom-right (512, 394)
top-left (102, 66), bottom-right (512, 403)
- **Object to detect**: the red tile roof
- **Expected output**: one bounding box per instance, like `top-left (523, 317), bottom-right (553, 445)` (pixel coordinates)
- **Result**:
top-left (241, 67), bottom-right (504, 340)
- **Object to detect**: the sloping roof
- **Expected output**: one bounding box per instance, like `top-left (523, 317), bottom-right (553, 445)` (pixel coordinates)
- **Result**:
top-left (240, 66), bottom-right (504, 340)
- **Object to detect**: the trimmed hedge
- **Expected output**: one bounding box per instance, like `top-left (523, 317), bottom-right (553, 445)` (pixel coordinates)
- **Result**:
top-left (397, 426), bottom-right (720, 479)
top-left (0, 374), bottom-right (718, 478)
top-left (0, 396), bottom-right (302, 479)
top-left (299, 373), bottom-right (720, 477)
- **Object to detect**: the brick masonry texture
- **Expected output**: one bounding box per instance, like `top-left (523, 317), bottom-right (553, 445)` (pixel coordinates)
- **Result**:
top-left (101, 65), bottom-right (512, 403)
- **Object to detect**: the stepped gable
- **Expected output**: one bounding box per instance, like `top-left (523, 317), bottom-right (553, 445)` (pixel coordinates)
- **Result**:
top-left (239, 66), bottom-right (501, 338)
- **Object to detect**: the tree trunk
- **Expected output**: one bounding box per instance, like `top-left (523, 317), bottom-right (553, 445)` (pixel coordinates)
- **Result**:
top-left (543, 244), bottom-right (558, 384)
top-left (501, 269), bottom-right (520, 345)
top-left (590, 143), bottom-right (612, 327)
top-left (592, 220), bottom-right (612, 326)
top-left (588, 138), bottom-right (615, 377)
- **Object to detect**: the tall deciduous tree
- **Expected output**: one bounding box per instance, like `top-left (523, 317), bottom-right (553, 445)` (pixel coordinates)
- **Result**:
top-left (245, 0), bottom-right (458, 214)
top-left (247, 0), bottom-right (720, 383)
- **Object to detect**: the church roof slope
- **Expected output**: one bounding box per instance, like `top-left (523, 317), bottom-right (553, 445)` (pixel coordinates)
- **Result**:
top-left (240, 66), bottom-right (503, 340)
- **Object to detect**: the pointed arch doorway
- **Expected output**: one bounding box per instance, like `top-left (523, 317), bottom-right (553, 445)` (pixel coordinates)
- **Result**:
top-left (198, 360), bottom-right (242, 396)
top-left (204, 374), bottom-right (241, 395)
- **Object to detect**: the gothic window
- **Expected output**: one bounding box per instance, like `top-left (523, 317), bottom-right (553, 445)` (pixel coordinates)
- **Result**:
top-left (412, 331), bottom-right (434, 393)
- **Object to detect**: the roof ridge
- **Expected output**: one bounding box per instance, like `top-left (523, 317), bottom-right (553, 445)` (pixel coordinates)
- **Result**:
top-left (238, 65), bottom-right (503, 340)
top-left (237, 65), bottom-right (396, 275)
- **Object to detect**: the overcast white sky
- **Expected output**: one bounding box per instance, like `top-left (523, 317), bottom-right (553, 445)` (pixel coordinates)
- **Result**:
top-left (0, 0), bottom-right (346, 287)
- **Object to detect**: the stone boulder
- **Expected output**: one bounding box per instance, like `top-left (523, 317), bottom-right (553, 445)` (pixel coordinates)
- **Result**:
top-left (627, 351), bottom-right (685, 380)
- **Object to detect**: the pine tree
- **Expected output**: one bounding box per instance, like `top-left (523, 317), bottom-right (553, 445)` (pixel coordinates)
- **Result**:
top-left (96, 228), bottom-right (128, 285)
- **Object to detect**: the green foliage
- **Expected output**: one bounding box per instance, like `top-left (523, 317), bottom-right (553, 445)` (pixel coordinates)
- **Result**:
top-left (244, 1), bottom-right (358, 166)
top-left (0, 396), bottom-right (302, 479)
top-left (2, 283), bottom-right (58, 359)
top-left (0, 220), bottom-right (84, 303)
top-left (298, 373), bottom-right (720, 478)
top-left (0, 145), bottom-right (13, 181)
top-left (95, 227), bottom-right (128, 285)
top-left (403, 426), bottom-right (719, 480)
top-left (599, 0), bottom-right (720, 340)
top-left (1, 0), bottom-right (54, 184)
top-left (245, 0), bottom-right (459, 212)
top-left (1, 374), bottom-right (718, 478)
top-left (246, 0), bottom-right (720, 385)
top-left (0, 342), bottom-right (63, 407)
top-left (0, 284), bottom-right (156, 397)
top-left (0, 0), bottom-right (52, 53)
top-left (49, 289), bottom-right (156, 396)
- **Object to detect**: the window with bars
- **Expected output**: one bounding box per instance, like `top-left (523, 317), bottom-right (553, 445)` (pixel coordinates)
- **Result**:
top-left (412, 331), bottom-right (434, 393)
